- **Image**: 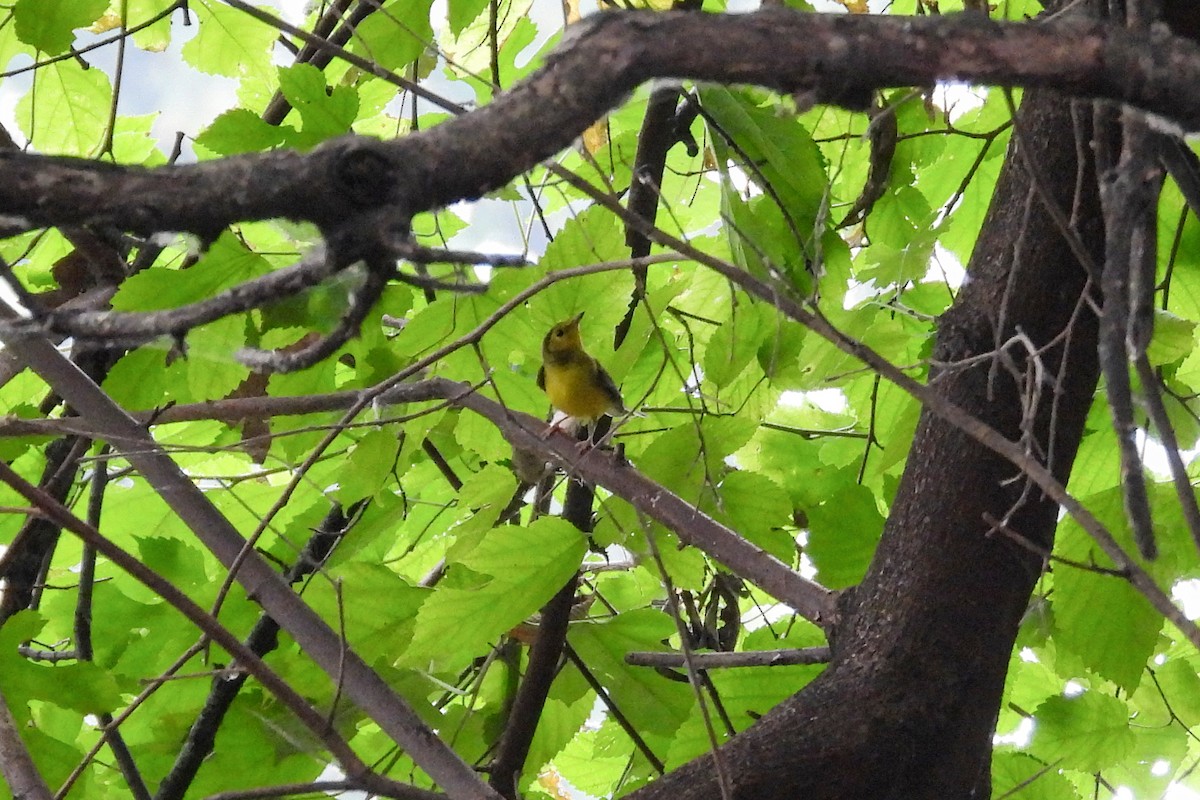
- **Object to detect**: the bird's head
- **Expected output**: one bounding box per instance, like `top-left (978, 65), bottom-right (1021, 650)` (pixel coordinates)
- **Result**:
top-left (542, 311), bottom-right (585, 358)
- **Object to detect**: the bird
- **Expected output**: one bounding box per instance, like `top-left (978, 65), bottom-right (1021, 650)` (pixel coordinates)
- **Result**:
top-left (537, 312), bottom-right (628, 440)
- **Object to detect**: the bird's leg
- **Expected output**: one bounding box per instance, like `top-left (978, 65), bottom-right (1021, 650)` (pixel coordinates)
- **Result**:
top-left (575, 416), bottom-right (616, 453)
top-left (541, 410), bottom-right (577, 440)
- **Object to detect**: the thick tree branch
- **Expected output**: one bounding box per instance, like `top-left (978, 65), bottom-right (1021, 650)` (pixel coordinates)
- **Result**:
top-left (2, 10), bottom-right (1200, 242)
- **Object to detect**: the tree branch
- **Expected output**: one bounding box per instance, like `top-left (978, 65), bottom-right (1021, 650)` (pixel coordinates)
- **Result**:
top-left (0, 330), bottom-right (501, 800)
top-left (625, 648), bottom-right (832, 669)
top-left (2, 11), bottom-right (1200, 240)
top-left (0, 460), bottom-right (407, 799)
top-left (0, 688), bottom-right (52, 800)
top-left (155, 504), bottom-right (363, 800)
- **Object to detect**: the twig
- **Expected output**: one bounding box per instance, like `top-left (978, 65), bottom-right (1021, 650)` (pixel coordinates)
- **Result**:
top-left (625, 648), bottom-right (831, 668)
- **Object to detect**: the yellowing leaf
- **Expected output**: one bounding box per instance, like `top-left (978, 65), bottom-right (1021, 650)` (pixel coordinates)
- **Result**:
top-left (582, 119), bottom-right (609, 154)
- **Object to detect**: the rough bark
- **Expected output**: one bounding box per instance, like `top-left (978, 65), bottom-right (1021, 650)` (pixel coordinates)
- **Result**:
top-left (629, 91), bottom-right (1107, 800)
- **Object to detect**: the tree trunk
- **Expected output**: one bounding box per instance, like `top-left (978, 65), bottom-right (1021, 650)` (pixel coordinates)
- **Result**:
top-left (632, 89), bottom-right (1108, 799)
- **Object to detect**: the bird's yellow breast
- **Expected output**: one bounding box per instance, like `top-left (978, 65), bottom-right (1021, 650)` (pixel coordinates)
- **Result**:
top-left (542, 358), bottom-right (619, 423)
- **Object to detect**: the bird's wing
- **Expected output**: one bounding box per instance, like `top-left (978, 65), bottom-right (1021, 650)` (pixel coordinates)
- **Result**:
top-left (592, 359), bottom-right (627, 415)
top-left (536, 365), bottom-right (546, 390)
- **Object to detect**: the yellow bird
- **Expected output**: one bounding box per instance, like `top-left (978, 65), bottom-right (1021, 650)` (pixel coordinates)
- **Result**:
top-left (537, 312), bottom-right (628, 433)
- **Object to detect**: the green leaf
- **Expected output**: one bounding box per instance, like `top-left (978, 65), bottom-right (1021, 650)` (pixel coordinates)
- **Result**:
top-left (13, 0), bottom-right (108, 54)
top-left (551, 729), bottom-right (629, 800)
top-left (182, 0), bottom-right (276, 78)
top-left (101, 349), bottom-right (172, 408)
top-left (704, 303), bottom-right (775, 389)
top-left (720, 191), bottom-right (813, 290)
top-left (129, 0), bottom-right (175, 51)
top-left (715, 470), bottom-right (795, 562)
top-left (16, 60), bottom-right (111, 155)
top-left (1051, 559), bottom-right (1161, 693)
top-left (457, 463), bottom-right (518, 513)
top-left (182, 316), bottom-right (251, 401)
top-left (340, 429), bottom-right (400, 503)
top-left (1150, 657), bottom-right (1200, 727)
top-left (1146, 308), bottom-right (1196, 366)
top-left (42, 661), bottom-right (125, 715)
top-left (441, 0), bottom-right (536, 92)
top-left (637, 417), bottom-right (757, 496)
top-left (991, 751), bottom-right (1080, 800)
top-left (1030, 692), bottom-right (1135, 773)
top-left (857, 224), bottom-right (938, 286)
top-left (350, 0), bottom-right (435, 72)
top-left (111, 232), bottom-right (272, 311)
top-left (137, 536), bottom-right (209, 593)
top-left (568, 609), bottom-right (694, 737)
top-left (456, 403), bottom-right (512, 463)
top-left (1051, 487), bottom-right (1180, 692)
top-left (701, 86), bottom-right (827, 228)
top-left (196, 108), bottom-right (289, 155)
top-left (304, 563), bottom-right (428, 664)
top-left (277, 63), bottom-right (359, 147)
top-left (402, 518), bottom-right (587, 670)
top-left (0, 613), bottom-right (123, 717)
top-left (448, 0), bottom-right (491, 34)
top-left (805, 483), bottom-right (884, 588)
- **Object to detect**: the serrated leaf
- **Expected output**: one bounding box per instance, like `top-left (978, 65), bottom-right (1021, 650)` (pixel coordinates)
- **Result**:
top-left (13, 0), bottom-right (107, 54)
top-left (128, 0), bottom-right (174, 50)
top-left (350, 0), bottom-right (434, 71)
top-left (568, 609), bottom-right (693, 737)
top-left (720, 191), bottom-right (812, 289)
top-left (637, 417), bottom-right (757, 496)
top-left (991, 751), bottom-right (1080, 800)
top-left (196, 109), bottom-right (289, 155)
top-left (111, 232), bottom-right (272, 311)
top-left (16, 60), bottom-right (111, 155)
top-left (1151, 658), bottom-right (1200, 727)
top-left (448, 0), bottom-right (491, 34)
top-left (1030, 692), bottom-right (1135, 773)
top-left (277, 63), bottom-right (359, 147)
top-left (182, 317), bottom-right (251, 401)
top-left (805, 483), bottom-right (884, 588)
top-left (550, 729), bottom-right (627, 799)
top-left (455, 404), bottom-right (511, 463)
top-left (304, 563), bottom-right (428, 663)
top-left (441, 0), bottom-right (534, 87)
top-left (341, 429), bottom-right (399, 503)
top-left (700, 86), bottom-right (827, 227)
top-left (863, 185), bottom-right (936, 256)
top-left (402, 518), bottom-right (587, 670)
top-left (716, 470), bottom-right (794, 562)
top-left (137, 536), bottom-right (208, 592)
top-left (102, 349), bottom-right (171, 408)
top-left (704, 303), bottom-right (775, 389)
top-left (182, 0), bottom-right (276, 78)
top-left (457, 463), bottom-right (518, 514)
top-left (1146, 308), bottom-right (1196, 366)
top-left (1051, 561), bottom-right (1161, 692)
top-left (857, 226), bottom-right (938, 286)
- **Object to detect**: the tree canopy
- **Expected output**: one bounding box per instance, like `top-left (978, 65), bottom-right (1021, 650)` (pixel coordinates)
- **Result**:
top-left (1, 1), bottom-right (1200, 799)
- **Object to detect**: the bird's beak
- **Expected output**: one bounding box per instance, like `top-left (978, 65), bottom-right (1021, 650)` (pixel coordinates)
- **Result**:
top-left (568, 311), bottom-right (585, 326)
